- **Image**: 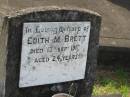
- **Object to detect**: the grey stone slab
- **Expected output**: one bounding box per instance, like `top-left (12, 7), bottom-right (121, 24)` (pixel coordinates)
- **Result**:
top-left (0, 16), bottom-right (8, 97)
top-left (0, 6), bottom-right (101, 97)
top-left (0, 80), bottom-right (5, 97)
top-left (100, 37), bottom-right (130, 48)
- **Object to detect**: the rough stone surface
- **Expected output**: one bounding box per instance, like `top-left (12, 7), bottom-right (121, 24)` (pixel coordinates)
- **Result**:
top-left (0, 16), bottom-right (8, 97)
top-left (1, 7), bottom-right (101, 97)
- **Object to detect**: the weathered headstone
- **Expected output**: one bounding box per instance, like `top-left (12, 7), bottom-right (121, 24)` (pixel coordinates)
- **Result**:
top-left (0, 6), bottom-right (101, 97)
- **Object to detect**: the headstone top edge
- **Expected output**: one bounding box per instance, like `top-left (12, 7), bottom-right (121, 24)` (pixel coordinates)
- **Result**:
top-left (6, 6), bottom-right (101, 18)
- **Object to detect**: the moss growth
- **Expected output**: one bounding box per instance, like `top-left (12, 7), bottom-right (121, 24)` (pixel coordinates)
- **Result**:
top-left (93, 68), bottom-right (130, 97)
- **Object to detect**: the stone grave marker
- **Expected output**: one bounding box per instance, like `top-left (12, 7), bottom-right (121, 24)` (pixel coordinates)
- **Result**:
top-left (0, 6), bottom-right (101, 97)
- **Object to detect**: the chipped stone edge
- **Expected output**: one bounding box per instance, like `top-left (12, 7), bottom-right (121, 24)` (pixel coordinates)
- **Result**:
top-left (6, 6), bottom-right (101, 18)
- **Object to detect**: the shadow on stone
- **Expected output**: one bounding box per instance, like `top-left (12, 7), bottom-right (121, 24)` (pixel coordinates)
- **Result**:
top-left (98, 46), bottom-right (130, 71)
top-left (108, 0), bottom-right (130, 10)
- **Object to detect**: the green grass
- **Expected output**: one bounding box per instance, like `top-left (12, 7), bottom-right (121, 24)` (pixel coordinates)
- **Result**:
top-left (92, 67), bottom-right (130, 97)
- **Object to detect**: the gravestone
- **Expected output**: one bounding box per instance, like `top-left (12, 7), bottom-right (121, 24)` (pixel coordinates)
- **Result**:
top-left (0, 6), bottom-right (101, 97)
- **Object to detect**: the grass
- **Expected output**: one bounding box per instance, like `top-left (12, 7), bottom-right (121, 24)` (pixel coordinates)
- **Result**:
top-left (92, 67), bottom-right (130, 97)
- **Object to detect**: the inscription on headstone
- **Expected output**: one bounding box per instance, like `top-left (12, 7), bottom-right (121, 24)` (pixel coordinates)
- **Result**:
top-left (1, 7), bottom-right (101, 97)
top-left (19, 22), bottom-right (91, 87)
